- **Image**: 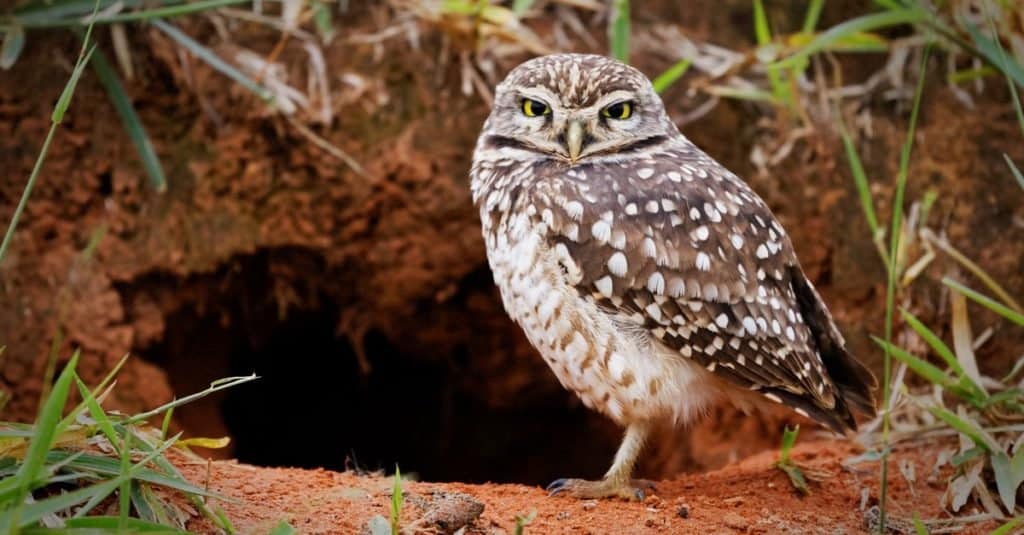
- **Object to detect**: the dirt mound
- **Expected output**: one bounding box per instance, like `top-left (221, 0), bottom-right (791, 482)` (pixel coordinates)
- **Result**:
top-left (179, 440), bottom-right (985, 534)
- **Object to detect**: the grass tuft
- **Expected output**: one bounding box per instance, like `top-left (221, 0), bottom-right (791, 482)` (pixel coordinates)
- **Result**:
top-left (876, 41), bottom-right (932, 532)
top-left (608, 0), bottom-right (630, 63)
top-left (513, 509), bottom-right (537, 535)
top-left (88, 45), bottom-right (166, 192)
top-left (651, 59), bottom-right (692, 94)
top-left (0, 350), bottom-right (254, 531)
top-left (775, 425), bottom-right (810, 495)
top-left (390, 465), bottom-right (402, 535)
top-left (0, 0), bottom-right (101, 265)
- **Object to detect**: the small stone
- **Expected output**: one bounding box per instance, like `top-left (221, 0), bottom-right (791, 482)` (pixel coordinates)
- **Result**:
top-left (581, 500), bottom-right (598, 511)
top-left (676, 505), bottom-right (690, 519)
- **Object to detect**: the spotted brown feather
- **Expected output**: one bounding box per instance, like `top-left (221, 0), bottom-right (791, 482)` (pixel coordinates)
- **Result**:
top-left (470, 53), bottom-right (876, 499)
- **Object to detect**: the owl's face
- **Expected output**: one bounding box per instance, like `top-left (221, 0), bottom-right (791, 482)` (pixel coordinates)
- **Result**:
top-left (481, 54), bottom-right (678, 165)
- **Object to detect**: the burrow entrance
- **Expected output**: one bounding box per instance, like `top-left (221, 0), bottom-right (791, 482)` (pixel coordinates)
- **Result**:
top-left (119, 247), bottom-right (619, 485)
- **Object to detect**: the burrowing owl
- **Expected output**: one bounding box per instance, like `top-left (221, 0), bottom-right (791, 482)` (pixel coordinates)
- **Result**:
top-left (470, 54), bottom-right (876, 500)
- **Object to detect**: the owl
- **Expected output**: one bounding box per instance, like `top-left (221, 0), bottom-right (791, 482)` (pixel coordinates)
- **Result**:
top-left (469, 54), bottom-right (876, 500)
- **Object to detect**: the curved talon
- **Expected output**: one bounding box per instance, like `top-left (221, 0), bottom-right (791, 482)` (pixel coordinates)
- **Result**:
top-left (546, 478), bottom-right (572, 496)
top-left (544, 477), bottom-right (652, 501)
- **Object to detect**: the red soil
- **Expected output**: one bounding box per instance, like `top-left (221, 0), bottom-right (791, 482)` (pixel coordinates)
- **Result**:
top-left (179, 440), bottom-right (985, 534)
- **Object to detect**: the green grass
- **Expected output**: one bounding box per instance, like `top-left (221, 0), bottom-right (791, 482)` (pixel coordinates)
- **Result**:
top-left (390, 466), bottom-right (402, 535)
top-left (651, 59), bottom-right (692, 94)
top-left (268, 519), bottom-right (298, 535)
top-left (0, 348), bottom-right (256, 532)
top-left (875, 42), bottom-right (931, 532)
top-left (815, 11), bottom-right (1024, 525)
top-left (774, 425), bottom-right (809, 495)
top-left (838, 116), bottom-right (888, 265)
top-left (88, 45), bottom-right (167, 192)
top-left (608, 0), bottom-right (629, 62)
top-left (778, 3), bottom-right (1024, 531)
top-left (513, 509), bottom-right (536, 535)
top-left (753, 0), bottom-right (793, 110)
top-left (0, 0), bottom-right (100, 265)
top-left (1, 0), bottom-right (290, 194)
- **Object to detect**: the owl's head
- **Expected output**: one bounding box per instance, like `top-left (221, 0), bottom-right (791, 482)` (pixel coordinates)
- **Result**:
top-left (480, 54), bottom-right (678, 165)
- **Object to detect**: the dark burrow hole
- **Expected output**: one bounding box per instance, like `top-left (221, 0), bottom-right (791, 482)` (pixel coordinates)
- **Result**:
top-left (127, 247), bottom-right (618, 485)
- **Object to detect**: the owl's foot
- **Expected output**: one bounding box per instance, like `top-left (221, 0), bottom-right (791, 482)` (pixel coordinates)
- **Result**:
top-left (546, 477), bottom-right (656, 501)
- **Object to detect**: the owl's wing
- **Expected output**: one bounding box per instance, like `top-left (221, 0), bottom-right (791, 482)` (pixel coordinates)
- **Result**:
top-left (531, 147), bottom-right (875, 432)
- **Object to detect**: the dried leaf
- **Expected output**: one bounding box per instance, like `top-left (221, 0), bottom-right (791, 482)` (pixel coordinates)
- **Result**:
top-left (1, 27), bottom-right (25, 70)
top-left (947, 459), bottom-right (982, 511)
top-left (176, 436), bottom-right (231, 449)
top-left (951, 291), bottom-right (987, 394)
top-left (991, 447), bottom-right (1024, 514)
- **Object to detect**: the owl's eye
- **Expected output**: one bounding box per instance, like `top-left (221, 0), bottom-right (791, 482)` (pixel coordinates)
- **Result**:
top-left (602, 101), bottom-right (634, 120)
top-left (522, 98), bottom-right (551, 117)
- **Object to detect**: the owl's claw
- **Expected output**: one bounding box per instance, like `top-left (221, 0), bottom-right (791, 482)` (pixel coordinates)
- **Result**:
top-left (546, 477), bottom-right (656, 501)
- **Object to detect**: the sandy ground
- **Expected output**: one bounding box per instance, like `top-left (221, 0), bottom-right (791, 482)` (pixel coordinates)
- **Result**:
top-left (178, 440), bottom-right (986, 535)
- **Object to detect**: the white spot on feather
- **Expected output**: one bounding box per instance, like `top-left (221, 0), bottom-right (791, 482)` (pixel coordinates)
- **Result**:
top-left (645, 303), bottom-right (663, 322)
top-left (565, 201), bottom-right (584, 221)
top-left (607, 251), bottom-right (628, 277)
top-left (647, 271), bottom-right (665, 294)
top-left (695, 252), bottom-right (711, 271)
top-left (591, 220), bottom-right (611, 242)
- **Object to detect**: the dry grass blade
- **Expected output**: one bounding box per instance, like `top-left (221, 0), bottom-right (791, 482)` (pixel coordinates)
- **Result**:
top-left (0, 26), bottom-right (25, 69)
top-left (950, 292), bottom-right (986, 395)
top-left (151, 19), bottom-right (274, 103)
top-left (285, 115), bottom-right (365, 176)
top-left (1006, 154), bottom-right (1024, 191)
top-left (922, 228), bottom-right (1023, 314)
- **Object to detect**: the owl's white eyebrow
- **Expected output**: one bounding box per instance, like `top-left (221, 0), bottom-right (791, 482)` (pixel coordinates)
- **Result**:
top-left (591, 90), bottom-right (636, 110)
top-left (518, 87), bottom-right (558, 104)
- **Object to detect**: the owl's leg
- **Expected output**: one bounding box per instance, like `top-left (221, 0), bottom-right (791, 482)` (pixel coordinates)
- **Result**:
top-left (546, 422), bottom-right (653, 501)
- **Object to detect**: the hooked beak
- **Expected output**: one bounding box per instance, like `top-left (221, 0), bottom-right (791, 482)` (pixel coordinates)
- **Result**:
top-left (566, 120), bottom-right (584, 163)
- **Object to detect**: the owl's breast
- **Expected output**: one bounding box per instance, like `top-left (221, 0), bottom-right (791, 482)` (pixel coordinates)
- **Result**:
top-left (480, 207), bottom-right (718, 425)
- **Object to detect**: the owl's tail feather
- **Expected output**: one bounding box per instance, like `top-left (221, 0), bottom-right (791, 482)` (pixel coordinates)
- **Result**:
top-left (788, 266), bottom-right (879, 432)
top-left (762, 387), bottom-right (858, 434)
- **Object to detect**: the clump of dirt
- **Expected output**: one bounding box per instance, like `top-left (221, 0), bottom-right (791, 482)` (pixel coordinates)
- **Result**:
top-left (179, 440), bottom-right (987, 534)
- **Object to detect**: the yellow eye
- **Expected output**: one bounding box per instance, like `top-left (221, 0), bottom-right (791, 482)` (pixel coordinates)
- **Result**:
top-left (522, 98), bottom-right (550, 117)
top-left (602, 101), bottom-right (634, 120)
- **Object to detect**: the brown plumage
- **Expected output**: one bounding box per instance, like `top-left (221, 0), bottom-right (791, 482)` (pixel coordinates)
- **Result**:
top-left (471, 53), bottom-right (876, 500)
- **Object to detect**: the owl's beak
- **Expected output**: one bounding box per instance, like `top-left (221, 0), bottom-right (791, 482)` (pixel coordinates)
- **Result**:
top-left (565, 120), bottom-right (584, 162)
